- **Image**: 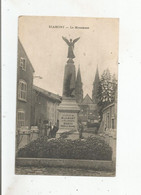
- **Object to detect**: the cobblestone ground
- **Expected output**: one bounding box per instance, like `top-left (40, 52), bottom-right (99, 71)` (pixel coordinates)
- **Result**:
top-left (15, 166), bottom-right (115, 177)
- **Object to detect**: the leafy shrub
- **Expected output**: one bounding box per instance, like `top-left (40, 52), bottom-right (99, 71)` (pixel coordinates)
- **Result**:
top-left (17, 136), bottom-right (112, 160)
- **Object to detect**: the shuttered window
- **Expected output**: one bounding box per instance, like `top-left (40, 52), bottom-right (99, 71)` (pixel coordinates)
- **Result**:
top-left (18, 80), bottom-right (27, 101)
top-left (18, 110), bottom-right (25, 127)
top-left (20, 57), bottom-right (26, 71)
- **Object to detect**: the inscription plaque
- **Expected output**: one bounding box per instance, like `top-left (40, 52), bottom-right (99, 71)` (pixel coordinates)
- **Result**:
top-left (59, 112), bottom-right (78, 130)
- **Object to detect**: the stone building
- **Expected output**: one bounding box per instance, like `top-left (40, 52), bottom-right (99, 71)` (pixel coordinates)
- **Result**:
top-left (75, 65), bottom-right (83, 103)
top-left (78, 94), bottom-right (100, 127)
top-left (78, 67), bottom-right (100, 128)
top-left (99, 90), bottom-right (117, 132)
top-left (16, 39), bottom-right (35, 133)
top-left (32, 85), bottom-right (62, 126)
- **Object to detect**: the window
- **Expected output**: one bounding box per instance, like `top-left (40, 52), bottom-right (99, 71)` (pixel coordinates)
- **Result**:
top-left (18, 110), bottom-right (25, 127)
top-left (20, 57), bottom-right (26, 71)
top-left (18, 80), bottom-right (27, 101)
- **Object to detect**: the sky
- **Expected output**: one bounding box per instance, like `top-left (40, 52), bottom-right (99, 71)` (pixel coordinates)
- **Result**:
top-left (19, 16), bottom-right (119, 97)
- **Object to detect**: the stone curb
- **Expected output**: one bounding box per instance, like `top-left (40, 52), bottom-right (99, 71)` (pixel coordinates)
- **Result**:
top-left (16, 158), bottom-right (115, 171)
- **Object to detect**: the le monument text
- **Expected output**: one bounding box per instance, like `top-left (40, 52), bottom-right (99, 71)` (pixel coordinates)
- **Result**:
top-left (49, 25), bottom-right (90, 29)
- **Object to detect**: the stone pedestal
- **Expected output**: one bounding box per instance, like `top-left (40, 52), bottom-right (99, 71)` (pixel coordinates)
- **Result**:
top-left (57, 97), bottom-right (80, 136)
top-left (57, 56), bottom-right (80, 138)
top-left (63, 59), bottom-right (76, 97)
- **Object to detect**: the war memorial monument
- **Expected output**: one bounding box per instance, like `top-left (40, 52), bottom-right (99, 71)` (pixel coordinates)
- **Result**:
top-left (57, 37), bottom-right (80, 135)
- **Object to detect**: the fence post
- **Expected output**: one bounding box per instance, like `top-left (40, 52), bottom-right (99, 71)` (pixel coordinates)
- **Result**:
top-left (30, 126), bottom-right (39, 142)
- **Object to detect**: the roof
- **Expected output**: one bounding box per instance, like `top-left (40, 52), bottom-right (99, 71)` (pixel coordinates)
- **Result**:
top-left (33, 85), bottom-right (62, 101)
top-left (18, 38), bottom-right (35, 72)
top-left (81, 94), bottom-right (94, 105)
top-left (33, 85), bottom-right (62, 102)
top-left (102, 102), bottom-right (115, 112)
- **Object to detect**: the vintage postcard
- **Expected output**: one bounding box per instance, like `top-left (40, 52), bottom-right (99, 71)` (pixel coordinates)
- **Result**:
top-left (15, 16), bottom-right (119, 176)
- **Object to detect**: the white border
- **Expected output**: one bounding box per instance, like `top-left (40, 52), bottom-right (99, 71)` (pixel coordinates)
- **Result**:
top-left (2, 0), bottom-right (141, 194)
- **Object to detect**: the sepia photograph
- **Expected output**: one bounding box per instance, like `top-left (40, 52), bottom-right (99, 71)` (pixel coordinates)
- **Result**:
top-left (15, 16), bottom-right (119, 176)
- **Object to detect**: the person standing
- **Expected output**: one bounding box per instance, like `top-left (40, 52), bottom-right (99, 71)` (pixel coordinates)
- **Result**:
top-left (48, 121), bottom-right (52, 138)
top-left (37, 119), bottom-right (42, 136)
top-left (44, 120), bottom-right (48, 136)
top-left (52, 123), bottom-right (59, 138)
top-left (46, 122), bottom-right (51, 138)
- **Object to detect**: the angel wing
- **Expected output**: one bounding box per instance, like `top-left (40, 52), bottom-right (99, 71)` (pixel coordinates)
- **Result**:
top-left (62, 36), bottom-right (70, 46)
top-left (73, 37), bottom-right (80, 44)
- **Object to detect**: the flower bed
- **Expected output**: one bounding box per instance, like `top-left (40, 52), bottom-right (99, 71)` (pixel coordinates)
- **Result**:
top-left (17, 136), bottom-right (112, 160)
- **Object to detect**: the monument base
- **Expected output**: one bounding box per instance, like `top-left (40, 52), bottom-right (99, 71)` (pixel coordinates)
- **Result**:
top-left (57, 98), bottom-right (80, 133)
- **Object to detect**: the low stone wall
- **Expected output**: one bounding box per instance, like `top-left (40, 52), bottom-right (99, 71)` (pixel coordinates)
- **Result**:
top-left (17, 126), bottom-right (39, 150)
top-left (16, 158), bottom-right (115, 172)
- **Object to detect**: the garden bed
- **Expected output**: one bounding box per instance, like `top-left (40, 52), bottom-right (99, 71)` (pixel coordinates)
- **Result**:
top-left (17, 136), bottom-right (112, 161)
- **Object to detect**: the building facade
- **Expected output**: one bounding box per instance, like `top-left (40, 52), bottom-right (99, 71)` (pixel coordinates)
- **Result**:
top-left (32, 85), bottom-right (62, 126)
top-left (99, 90), bottom-right (117, 132)
top-left (16, 39), bottom-right (34, 133)
top-left (78, 94), bottom-right (100, 127)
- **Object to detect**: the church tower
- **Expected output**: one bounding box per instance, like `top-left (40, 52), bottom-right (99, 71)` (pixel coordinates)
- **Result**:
top-left (92, 66), bottom-right (100, 104)
top-left (75, 65), bottom-right (83, 103)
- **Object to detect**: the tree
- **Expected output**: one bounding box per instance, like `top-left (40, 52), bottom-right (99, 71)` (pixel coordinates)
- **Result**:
top-left (97, 69), bottom-right (117, 120)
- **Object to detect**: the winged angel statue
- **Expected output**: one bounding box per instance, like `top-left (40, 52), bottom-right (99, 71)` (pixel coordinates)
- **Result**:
top-left (62, 36), bottom-right (80, 59)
